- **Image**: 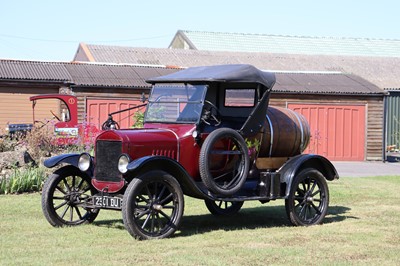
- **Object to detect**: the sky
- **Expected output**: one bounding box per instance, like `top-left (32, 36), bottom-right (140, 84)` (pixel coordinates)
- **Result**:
top-left (0, 0), bottom-right (399, 62)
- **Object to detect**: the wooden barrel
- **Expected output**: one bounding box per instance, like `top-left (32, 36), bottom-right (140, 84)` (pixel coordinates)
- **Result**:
top-left (258, 106), bottom-right (310, 157)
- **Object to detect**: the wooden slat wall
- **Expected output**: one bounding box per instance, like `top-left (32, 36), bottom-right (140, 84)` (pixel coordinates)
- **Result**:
top-left (269, 93), bottom-right (384, 161)
top-left (0, 87), bottom-right (59, 131)
top-left (366, 99), bottom-right (384, 160)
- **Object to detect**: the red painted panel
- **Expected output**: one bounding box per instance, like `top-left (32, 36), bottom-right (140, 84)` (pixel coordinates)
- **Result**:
top-left (86, 99), bottom-right (145, 130)
top-left (288, 104), bottom-right (365, 161)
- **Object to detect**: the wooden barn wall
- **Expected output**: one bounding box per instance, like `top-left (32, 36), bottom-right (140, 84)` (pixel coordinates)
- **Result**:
top-left (0, 84), bottom-right (59, 130)
top-left (71, 87), bottom-right (150, 124)
top-left (270, 93), bottom-right (384, 161)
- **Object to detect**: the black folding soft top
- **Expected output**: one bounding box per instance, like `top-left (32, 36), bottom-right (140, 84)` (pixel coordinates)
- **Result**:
top-left (146, 64), bottom-right (276, 90)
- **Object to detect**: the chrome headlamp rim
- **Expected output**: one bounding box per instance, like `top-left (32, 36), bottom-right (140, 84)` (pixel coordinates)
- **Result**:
top-left (78, 153), bottom-right (92, 172)
top-left (118, 154), bottom-right (130, 174)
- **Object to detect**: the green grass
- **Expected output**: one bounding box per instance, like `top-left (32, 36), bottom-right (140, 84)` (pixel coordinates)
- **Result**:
top-left (1, 176), bottom-right (400, 265)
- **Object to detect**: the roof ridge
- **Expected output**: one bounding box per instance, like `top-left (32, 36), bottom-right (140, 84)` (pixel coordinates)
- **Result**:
top-left (0, 58), bottom-right (181, 69)
top-left (0, 58), bottom-right (67, 65)
top-left (181, 30), bottom-right (400, 42)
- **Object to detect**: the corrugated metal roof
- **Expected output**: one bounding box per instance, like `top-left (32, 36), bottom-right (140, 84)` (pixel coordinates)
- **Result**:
top-left (75, 44), bottom-right (400, 89)
top-left (0, 59), bottom-right (72, 82)
top-left (0, 59), bottom-right (384, 95)
top-left (66, 63), bottom-right (139, 87)
top-left (0, 60), bottom-right (180, 88)
top-left (274, 72), bottom-right (384, 95)
top-left (171, 30), bottom-right (400, 58)
top-left (65, 62), bottom-right (181, 88)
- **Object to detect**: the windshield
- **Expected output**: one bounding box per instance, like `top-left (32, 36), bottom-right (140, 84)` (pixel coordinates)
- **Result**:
top-left (145, 84), bottom-right (207, 123)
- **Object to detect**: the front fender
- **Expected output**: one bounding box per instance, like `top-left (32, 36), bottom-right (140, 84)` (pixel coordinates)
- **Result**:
top-left (44, 153), bottom-right (81, 168)
top-left (278, 154), bottom-right (339, 197)
top-left (127, 156), bottom-right (209, 200)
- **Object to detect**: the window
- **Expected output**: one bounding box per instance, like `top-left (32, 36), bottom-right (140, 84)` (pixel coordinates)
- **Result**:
top-left (145, 84), bottom-right (207, 123)
top-left (224, 89), bottom-right (256, 107)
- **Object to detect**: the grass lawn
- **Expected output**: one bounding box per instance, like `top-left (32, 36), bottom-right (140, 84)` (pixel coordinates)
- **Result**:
top-left (1, 176), bottom-right (399, 265)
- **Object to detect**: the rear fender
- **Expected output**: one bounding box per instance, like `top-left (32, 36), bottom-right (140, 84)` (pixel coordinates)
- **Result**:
top-left (278, 154), bottom-right (339, 197)
top-left (127, 156), bottom-right (208, 199)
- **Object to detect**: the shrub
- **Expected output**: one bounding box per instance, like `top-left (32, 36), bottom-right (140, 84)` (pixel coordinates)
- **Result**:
top-left (0, 119), bottom-right (97, 195)
top-left (0, 166), bottom-right (47, 194)
top-left (23, 120), bottom-right (95, 160)
top-left (24, 122), bottom-right (59, 160)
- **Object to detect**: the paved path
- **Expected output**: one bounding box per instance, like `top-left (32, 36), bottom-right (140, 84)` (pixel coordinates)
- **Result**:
top-left (332, 161), bottom-right (400, 177)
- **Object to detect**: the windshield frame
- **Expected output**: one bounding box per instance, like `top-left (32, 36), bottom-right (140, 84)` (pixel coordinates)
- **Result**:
top-left (144, 84), bottom-right (208, 124)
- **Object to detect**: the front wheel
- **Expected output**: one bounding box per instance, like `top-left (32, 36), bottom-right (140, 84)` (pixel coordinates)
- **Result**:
top-left (41, 165), bottom-right (99, 227)
top-left (285, 168), bottom-right (329, 226)
top-left (122, 171), bottom-right (184, 240)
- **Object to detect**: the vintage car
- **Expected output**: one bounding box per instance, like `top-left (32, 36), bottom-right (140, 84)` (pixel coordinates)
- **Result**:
top-left (41, 64), bottom-right (339, 240)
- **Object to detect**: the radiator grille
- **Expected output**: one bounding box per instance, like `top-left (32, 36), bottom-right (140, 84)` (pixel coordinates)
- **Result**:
top-left (95, 140), bottom-right (122, 182)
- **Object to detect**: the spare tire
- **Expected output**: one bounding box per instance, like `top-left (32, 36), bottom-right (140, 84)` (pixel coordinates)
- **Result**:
top-left (199, 128), bottom-right (250, 196)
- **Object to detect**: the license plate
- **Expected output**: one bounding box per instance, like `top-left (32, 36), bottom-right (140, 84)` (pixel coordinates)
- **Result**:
top-left (93, 195), bottom-right (122, 209)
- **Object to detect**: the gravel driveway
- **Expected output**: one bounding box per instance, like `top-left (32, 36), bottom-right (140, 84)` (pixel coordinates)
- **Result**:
top-left (332, 161), bottom-right (400, 177)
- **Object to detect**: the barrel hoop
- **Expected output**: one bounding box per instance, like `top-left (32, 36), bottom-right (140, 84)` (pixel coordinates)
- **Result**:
top-left (291, 110), bottom-right (305, 152)
top-left (266, 114), bottom-right (274, 157)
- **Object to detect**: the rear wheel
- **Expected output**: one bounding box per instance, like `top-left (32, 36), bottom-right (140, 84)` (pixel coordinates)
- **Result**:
top-left (285, 168), bottom-right (329, 226)
top-left (41, 166), bottom-right (99, 227)
top-left (205, 200), bottom-right (244, 216)
top-left (122, 171), bottom-right (184, 240)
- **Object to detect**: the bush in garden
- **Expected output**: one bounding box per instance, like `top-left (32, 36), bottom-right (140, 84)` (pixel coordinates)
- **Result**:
top-left (0, 166), bottom-right (48, 194)
top-left (24, 119), bottom-right (95, 159)
top-left (24, 121), bottom-right (59, 160)
top-left (0, 118), bottom-right (100, 194)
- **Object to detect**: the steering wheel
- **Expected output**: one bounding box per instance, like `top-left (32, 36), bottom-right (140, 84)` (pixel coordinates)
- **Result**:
top-left (50, 110), bottom-right (61, 121)
top-left (201, 100), bottom-right (221, 126)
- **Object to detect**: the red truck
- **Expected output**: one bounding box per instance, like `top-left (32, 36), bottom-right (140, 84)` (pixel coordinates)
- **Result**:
top-left (6, 94), bottom-right (99, 145)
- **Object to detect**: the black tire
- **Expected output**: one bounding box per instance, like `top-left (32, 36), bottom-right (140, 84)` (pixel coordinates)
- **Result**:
top-left (285, 168), bottom-right (329, 226)
top-left (122, 171), bottom-right (184, 240)
top-left (199, 128), bottom-right (250, 196)
top-left (41, 165), bottom-right (99, 227)
top-left (205, 200), bottom-right (244, 216)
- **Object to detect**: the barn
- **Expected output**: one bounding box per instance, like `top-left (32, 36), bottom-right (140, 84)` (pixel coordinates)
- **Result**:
top-left (3, 32), bottom-right (395, 161)
top-left (74, 41), bottom-right (391, 161)
top-left (0, 59), bottom-right (384, 161)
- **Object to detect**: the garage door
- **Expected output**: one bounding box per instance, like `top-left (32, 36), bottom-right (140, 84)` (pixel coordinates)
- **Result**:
top-left (288, 104), bottom-right (366, 161)
top-left (87, 99), bottom-right (146, 130)
top-left (0, 90), bottom-right (59, 131)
